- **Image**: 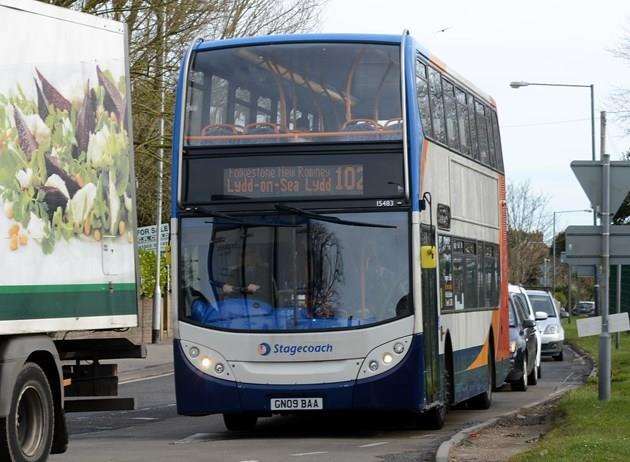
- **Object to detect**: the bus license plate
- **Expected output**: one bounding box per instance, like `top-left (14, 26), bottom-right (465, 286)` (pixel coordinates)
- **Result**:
top-left (270, 397), bottom-right (323, 411)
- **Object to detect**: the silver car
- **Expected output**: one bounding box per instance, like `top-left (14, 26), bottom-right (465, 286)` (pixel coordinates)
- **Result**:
top-left (526, 290), bottom-right (565, 361)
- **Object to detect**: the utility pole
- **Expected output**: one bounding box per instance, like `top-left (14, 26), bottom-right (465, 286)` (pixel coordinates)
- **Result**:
top-left (599, 110), bottom-right (611, 401)
top-left (616, 264), bottom-right (621, 349)
top-left (568, 266), bottom-right (572, 324)
top-left (152, 6), bottom-right (166, 344)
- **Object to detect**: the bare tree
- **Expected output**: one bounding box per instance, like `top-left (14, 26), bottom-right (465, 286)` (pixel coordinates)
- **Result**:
top-left (42, 0), bottom-right (326, 225)
top-left (507, 180), bottom-right (552, 285)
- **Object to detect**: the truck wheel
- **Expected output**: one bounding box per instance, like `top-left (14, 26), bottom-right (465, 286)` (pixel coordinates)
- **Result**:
top-left (0, 363), bottom-right (54, 462)
top-left (222, 413), bottom-right (257, 431)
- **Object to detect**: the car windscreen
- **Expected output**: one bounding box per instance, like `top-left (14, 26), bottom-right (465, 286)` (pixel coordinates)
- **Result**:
top-left (527, 293), bottom-right (556, 317)
top-left (508, 299), bottom-right (517, 327)
top-left (179, 211), bottom-right (410, 332)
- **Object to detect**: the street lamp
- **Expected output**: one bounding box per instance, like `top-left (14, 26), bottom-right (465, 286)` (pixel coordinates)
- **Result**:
top-left (552, 208), bottom-right (592, 293)
top-left (509, 80), bottom-right (597, 225)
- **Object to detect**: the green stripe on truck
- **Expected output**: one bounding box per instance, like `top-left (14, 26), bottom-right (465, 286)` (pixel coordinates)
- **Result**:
top-left (0, 283), bottom-right (137, 320)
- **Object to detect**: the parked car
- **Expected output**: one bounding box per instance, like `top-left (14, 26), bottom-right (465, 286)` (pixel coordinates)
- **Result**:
top-left (526, 289), bottom-right (565, 361)
top-left (509, 284), bottom-right (542, 379)
top-left (574, 300), bottom-right (595, 316)
top-left (507, 293), bottom-right (540, 391)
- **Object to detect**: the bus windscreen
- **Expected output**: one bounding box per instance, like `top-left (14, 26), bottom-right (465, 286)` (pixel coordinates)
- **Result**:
top-left (179, 212), bottom-right (410, 332)
top-left (184, 42), bottom-right (402, 145)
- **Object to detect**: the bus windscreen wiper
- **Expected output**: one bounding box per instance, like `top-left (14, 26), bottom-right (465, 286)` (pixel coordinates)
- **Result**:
top-left (184, 207), bottom-right (300, 227)
top-left (274, 204), bottom-right (397, 229)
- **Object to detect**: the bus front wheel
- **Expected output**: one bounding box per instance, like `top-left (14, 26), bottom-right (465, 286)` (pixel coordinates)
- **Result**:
top-left (222, 413), bottom-right (258, 432)
top-left (421, 404), bottom-right (446, 430)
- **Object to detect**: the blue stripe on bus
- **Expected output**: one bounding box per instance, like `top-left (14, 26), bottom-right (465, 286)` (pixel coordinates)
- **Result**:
top-left (403, 35), bottom-right (421, 211)
top-left (171, 53), bottom-right (187, 218)
top-left (194, 34), bottom-right (403, 52)
top-left (173, 334), bottom-right (426, 415)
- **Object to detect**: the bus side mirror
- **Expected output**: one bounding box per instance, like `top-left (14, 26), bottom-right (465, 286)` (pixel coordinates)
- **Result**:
top-left (421, 245), bottom-right (437, 269)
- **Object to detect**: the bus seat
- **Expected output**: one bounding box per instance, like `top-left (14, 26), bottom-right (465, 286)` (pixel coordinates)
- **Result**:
top-left (341, 119), bottom-right (382, 132)
top-left (384, 118), bottom-right (403, 131)
top-left (200, 124), bottom-right (242, 136)
top-left (244, 122), bottom-right (280, 134)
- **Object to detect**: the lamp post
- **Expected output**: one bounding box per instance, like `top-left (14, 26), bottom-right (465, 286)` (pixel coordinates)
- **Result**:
top-left (552, 209), bottom-right (591, 294)
top-left (509, 81), bottom-right (597, 226)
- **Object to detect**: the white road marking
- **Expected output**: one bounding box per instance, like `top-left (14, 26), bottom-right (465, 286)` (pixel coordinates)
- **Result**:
top-left (130, 417), bottom-right (157, 421)
top-left (119, 372), bottom-right (174, 385)
top-left (358, 441), bottom-right (389, 448)
top-left (173, 433), bottom-right (212, 444)
top-left (290, 451), bottom-right (328, 457)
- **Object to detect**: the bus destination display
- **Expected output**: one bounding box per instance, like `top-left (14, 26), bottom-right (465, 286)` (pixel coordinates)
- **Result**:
top-left (223, 165), bottom-right (364, 198)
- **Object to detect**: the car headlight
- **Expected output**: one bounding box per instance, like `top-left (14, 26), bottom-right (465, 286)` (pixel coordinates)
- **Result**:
top-left (509, 341), bottom-right (517, 353)
top-left (545, 324), bottom-right (559, 335)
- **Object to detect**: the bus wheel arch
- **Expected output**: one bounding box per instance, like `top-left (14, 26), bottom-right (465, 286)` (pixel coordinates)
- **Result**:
top-left (487, 328), bottom-right (497, 391)
top-left (443, 332), bottom-right (454, 406)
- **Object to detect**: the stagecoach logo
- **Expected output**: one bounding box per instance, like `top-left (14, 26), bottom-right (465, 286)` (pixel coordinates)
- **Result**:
top-left (257, 342), bottom-right (334, 356)
top-left (258, 342), bottom-right (271, 356)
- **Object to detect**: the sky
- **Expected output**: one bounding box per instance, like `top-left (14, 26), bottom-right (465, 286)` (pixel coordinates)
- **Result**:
top-left (321, 0), bottom-right (630, 235)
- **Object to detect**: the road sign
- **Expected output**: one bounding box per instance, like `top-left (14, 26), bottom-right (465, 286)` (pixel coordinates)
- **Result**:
top-left (574, 265), bottom-right (596, 277)
top-left (571, 160), bottom-right (630, 214)
top-left (564, 225), bottom-right (630, 265)
top-left (137, 224), bottom-right (170, 251)
top-left (577, 312), bottom-right (630, 337)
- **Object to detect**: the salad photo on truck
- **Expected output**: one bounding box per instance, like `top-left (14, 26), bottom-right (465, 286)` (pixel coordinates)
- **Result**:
top-left (0, 1), bottom-right (142, 461)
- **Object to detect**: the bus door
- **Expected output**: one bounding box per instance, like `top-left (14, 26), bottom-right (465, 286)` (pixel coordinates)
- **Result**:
top-left (420, 224), bottom-right (440, 403)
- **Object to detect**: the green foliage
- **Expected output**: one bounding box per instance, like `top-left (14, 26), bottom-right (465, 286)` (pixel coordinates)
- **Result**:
top-left (553, 290), bottom-right (567, 308)
top-left (512, 323), bottom-right (630, 462)
top-left (138, 248), bottom-right (169, 298)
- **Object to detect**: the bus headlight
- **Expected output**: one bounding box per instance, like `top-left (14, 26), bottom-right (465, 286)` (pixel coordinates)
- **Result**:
top-left (181, 340), bottom-right (235, 381)
top-left (358, 336), bottom-right (412, 378)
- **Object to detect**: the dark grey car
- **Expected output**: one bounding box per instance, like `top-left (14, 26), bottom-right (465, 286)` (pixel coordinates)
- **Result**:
top-left (507, 295), bottom-right (538, 391)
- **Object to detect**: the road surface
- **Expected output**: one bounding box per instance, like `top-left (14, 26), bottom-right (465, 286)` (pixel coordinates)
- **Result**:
top-left (52, 346), bottom-right (591, 462)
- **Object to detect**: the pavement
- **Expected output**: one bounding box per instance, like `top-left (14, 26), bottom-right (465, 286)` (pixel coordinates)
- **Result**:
top-left (114, 340), bottom-right (175, 383)
top-left (51, 345), bottom-right (592, 462)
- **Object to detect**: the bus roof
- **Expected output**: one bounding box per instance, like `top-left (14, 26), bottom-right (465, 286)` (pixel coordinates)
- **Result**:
top-left (194, 33), bottom-right (496, 108)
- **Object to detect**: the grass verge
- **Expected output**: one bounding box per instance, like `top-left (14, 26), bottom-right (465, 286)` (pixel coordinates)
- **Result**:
top-left (512, 321), bottom-right (630, 461)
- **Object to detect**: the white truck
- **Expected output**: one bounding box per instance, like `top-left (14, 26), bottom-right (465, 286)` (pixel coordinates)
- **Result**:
top-left (0, 2), bottom-right (142, 460)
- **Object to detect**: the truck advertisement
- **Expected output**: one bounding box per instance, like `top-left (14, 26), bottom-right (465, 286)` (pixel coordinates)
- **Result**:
top-left (0, 0), bottom-right (138, 334)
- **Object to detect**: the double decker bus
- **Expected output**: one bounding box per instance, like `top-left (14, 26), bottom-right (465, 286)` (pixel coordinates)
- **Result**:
top-left (171, 33), bottom-right (510, 430)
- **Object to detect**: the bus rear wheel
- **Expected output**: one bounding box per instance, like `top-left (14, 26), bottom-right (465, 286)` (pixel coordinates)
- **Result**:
top-left (222, 413), bottom-right (257, 432)
top-left (0, 363), bottom-right (54, 462)
top-left (468, 346), bottom-right (494, 410)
